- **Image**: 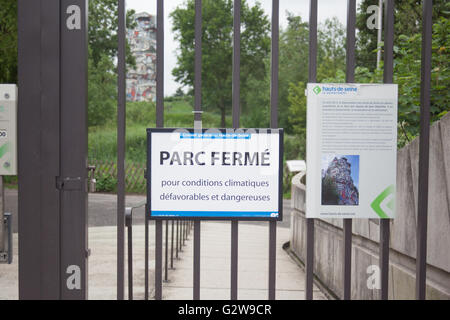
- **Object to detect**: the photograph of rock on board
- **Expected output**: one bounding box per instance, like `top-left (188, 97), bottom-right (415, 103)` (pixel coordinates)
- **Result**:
top-left (321, 155), bottom-right (359, 206)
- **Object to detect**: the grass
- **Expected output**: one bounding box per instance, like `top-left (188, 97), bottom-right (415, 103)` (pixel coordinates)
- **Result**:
top-left (89, 97), bottom-right (234, 163)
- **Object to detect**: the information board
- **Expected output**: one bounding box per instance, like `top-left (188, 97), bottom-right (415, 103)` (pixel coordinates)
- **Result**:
top-left (147, 128), bottom-right (283, 220)
top-left (306, 83), bottom-right (398, 219)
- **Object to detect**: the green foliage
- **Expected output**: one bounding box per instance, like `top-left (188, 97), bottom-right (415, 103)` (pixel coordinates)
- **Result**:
top-left (88, 99), bottom-right (234, 164)
top-left (241, 74), bottom-right (270, 128)
top-left (170, 0), bottom-right (271, 127)
top-left (0, 0), bottom-right (17, 84)
top-left (88, 0), bottom-right (136, 68)
top-left (126, 101), bottom-right (156, 125)
top-left (356, 0), bottom-right (448, 71)
top-left (394, 11), bottom-right (449, 146)
top-left (276, 14), bottom-right (310, 131)
top-left (88, 50), bottom-right (117, 126)
top-left (317, 17), bottom-right (346, 82)
top-left (96, 172), bottom-right (117, 193)
top-left (87, 0), bottom-right (137, 127)
top-left (285, 17), bottom-right (346, 160)
top-left (287, 82), bottom-right (307, 137)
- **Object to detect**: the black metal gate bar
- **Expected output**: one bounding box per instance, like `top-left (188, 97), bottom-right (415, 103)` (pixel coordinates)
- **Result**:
top-left (154, 0), bottom-right (165, 301)
top-left (155, 220), bottom-right (163, 300)
top-left (145, 209), bottom-right (149, 299)
top-left (193, 0), bottom-right (203, 301)
top-left (230, 0), bottom-right (241, 301)
top-left (343, 0), bottom-right (356, 301)
top-left (380, 0), bottom-right (395, 301)
top-left (193, 221), bottom-right (201, 300)
top-left (305, 0), bottom-right (318, 302)
top-left (117, 0), bottom-right (126, 301)
top-left (165, 220), bottom-right (169, 281)
top-left (416, 0), bottom-right (433, 300)
top-left (176, 220), bottom-right (179, 257)
top-left (171, 220), bottom-right (175, 269)
top-left (268, 0), bottom-right (279, 301)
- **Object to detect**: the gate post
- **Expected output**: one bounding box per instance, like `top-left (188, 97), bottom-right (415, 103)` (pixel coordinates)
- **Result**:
top-left (18, 0), bottom-right (88, 299)
top-left (60, 0), bottom-right (89, 300)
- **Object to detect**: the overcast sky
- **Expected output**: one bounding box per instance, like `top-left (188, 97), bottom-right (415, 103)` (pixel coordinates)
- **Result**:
top-left (126, 0), bottom-right (362, 96)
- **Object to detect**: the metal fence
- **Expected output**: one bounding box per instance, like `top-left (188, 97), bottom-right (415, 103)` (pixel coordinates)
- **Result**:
top-left (89, 160), bottom-right (146, 193)
top-left (115, 0), bottom-right (434, 300)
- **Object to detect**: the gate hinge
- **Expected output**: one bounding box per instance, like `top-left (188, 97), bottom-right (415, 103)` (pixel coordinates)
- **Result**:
top-left (56, 176), bottom-right (85, 191)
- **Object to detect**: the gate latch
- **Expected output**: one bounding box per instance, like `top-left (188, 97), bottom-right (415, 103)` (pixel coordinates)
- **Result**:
top-left (56, 177), bottom-right (85, 191)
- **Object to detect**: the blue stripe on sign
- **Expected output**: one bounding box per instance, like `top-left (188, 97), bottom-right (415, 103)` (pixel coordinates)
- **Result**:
top-left (152, 211), bottom-right (278, 218)
top-left (179, 133), bottom-right (251, 140)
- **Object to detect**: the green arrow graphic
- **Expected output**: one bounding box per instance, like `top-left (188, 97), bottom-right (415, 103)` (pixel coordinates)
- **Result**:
top-left (313, 86), bottom-right (321, 95)
top-left (0, 142), bottom-right (10, 159)
top-left (371, 185), bottom-right (395, 219)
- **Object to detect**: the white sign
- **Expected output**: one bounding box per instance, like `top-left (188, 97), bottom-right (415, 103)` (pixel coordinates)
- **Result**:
top-left (306, 83), bottom-right (398, 219)
top-left (148, 129), bottom-right (283, 220)
top-left (0, 85), bottom-right (17, 175)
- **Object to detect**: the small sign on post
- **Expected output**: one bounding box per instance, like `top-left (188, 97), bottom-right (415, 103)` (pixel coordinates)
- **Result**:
top-left (306, 83), bottom-right (398, 219)
top-left (147, 128), bottom-right (283, 220)
top-left (0, 84), bottom-right (17, 264)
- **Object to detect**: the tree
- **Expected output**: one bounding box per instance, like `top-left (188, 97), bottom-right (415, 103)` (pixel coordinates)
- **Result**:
top-left (0, 0), bottom-right (17, 84)
top-left (88, 50), bottom-right (116, 127)
top-left (88, 0), bottom-right (136, 68)
top-left (170, 0), bottom-right (270, 127)
top-left (87, 0), bottom-right (137, 126)
top-left (356, 0), bottom-right (448, 71)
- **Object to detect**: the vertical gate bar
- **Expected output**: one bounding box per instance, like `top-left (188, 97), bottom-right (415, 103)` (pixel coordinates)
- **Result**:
top-left (176, 220), bottom-right (179, 257)
top-left (230, 221), bottom-right (238, 300)
top-left (179, 220), bottom-right (183, 252)
top-left (346, 0), bottom-right (356, 83)
top-left (231, 0), bottom-right (241, 298)
top-left (416, 0), bottom-right (432, 300)
top-left (60, 0), bottom-right (89, 299)
top-left (270, 0), bottom-right (279, 127)
top-left (193, 0), bottom-right (203, 300)
top-left (232, 0), bottom-right (241, 128)
top-left (155, 220), bottom-right (163, 300)
top-left (194, 0), bottom-right (202, 123)
top-left (193, 221), bottom-right (201, 300)
top-left (164, 220), bottom-right (169, 281)
top-left (268, 0), bottom-right (279, 301)
top-left (342, 0), bottom-right (356, 301)
top-left (342, 220), bottom-right (352, 300)
top-left (171, 220), bottom-right (174, 269)
top-left (154, 0), bottom-right (165, 300)
top-left (305, 0), bottom-right (318, 301)
top-left (117, 0), bottom-right (126, 301)
top-left (128, 221), bottom-right (133, 300)
top-left (380, 0), bottom-right (394, 301)
top-left (156, 0), bottom-right (164, 127)
top-left (145, 211), bottom-right (149, 299)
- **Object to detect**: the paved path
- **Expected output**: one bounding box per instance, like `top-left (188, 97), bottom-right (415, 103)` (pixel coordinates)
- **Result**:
top-left (1, 190), bottom-right (326, 300)
top-left (5, 190), bottom-right (293, 232)
top-left (160, 221), bottom-right (326, 300)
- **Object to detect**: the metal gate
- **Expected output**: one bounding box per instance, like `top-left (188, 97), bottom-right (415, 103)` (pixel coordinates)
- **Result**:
top-left (17, 0), bottom-right (434, 300)
top-left (116, 0), bottom-right (434, 300)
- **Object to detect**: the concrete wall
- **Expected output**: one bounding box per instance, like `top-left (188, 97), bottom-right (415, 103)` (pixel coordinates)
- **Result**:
top-left (290, 112), bottom-right (450, 300)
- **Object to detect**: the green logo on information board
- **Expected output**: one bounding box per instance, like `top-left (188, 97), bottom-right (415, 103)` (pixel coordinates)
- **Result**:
top-left (371, 185), bottom-right (395, 219)
top-left (313, 86), bottom-right (321, 95)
